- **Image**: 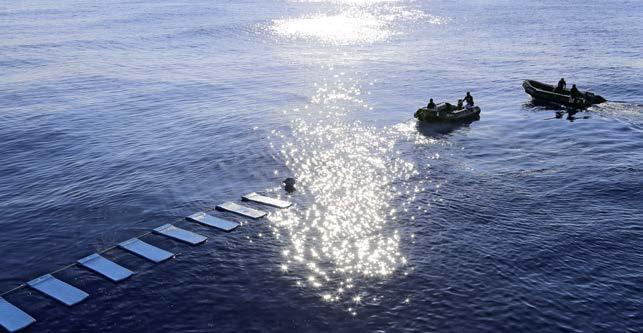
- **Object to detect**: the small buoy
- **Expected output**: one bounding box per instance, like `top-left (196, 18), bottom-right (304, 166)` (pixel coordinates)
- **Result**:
top-left (283, 178), bottom-right (296, 193)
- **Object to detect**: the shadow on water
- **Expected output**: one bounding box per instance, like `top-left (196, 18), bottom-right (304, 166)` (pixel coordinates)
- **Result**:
top-left (414, 118), bottom-right (479, 138)
top-left (522, 100), bottom-right (593, 122)
top-left (523, 99), bottom-right (643, 125)
top-left (523, 99), bottom-right (566, 111)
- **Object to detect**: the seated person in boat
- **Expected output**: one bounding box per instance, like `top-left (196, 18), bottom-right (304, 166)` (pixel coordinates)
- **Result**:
top-left (569, 84), bottom-right (581, 102)
top-left (427, 98), bottom-right (436, 109)
top-left (457, 99), bottom-right (464, 110)
top-left (463, 92), bottom-right (474, 109)
top-left (554, 78), bottom-right (566, 93)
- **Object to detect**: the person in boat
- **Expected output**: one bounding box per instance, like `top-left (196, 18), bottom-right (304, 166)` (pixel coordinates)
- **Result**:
top-left (555, 78), bottom-right (566, 93)
top-left (457, 99), bottom-right (463, 110)
top-left (463, 92), bottom-right (474, 109)
top-left (427, 98), bottom-right (436, 109)
top-left (569, 84), bottom-right (581, 103)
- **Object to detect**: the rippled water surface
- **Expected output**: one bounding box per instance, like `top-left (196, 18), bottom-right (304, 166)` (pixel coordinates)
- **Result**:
top-left (1, 0), bottom-right (642, 332)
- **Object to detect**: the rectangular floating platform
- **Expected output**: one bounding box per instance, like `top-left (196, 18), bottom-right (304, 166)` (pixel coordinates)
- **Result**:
top-left (77, 254), bottom-right (134, 282)
top-left (118, 238), bottom-right (174, 263)
top-left (242, 192), bottom-right (292, 209)
top-left (27, 274), bottom-right (88, 306)
top-left (216, 202), bottom-right (267, 219)
top-left (0, 297), bottom-right (35, 332)
top-left (153, 224), bottom-right (207, 245)
top-left (187, 212), bottom-right (239, 232)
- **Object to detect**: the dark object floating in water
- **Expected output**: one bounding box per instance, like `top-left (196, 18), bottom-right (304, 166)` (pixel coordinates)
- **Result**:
top-left (187, 212), bottom-right (239, 232)
top-left (283, 177), bottom-right (296, 193)
top-left (415, 103), bottom-right (481, 122)
top-left (0, 297), bottom-right (35, 332)
top-left (522, 79), bottom-right (606, 108)
top-left (216, 202), bottom-right (267, 219)
top-left (118, 238), bottom-right (174, 263)
top-left (242, 192), bottom-right (292, 208)
top-left (27, 274), bottom-right (89, 306)
top-left (153, 224), bottom-right (207, 245)
top-left (77, 254), bottom-right (134, 282)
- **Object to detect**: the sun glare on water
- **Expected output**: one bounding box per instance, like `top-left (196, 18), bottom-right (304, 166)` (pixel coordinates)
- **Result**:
top-left (269, 0), bottom-right (445, 45)
top-left (268, 69), bottom-right (428, 309)
top-left (272, 11), bottom-right (392, 45)
top-left (263, 0), bottom-right (449, 311)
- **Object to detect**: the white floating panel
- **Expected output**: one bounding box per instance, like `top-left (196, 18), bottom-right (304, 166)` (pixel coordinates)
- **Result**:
top-left (153, 224), bottom-right (207, 245)
top-left (77, 254), bottom-right (134, 282)
top-left (187, 212), bottom-right (239, 232)
top-left (242, 192), bottom-right (292, 208)
top-left (0, 297), bottom-right (35, 332)
top-left (216, 202), bottom-right (267, 219)
top-left (27, 274), bottom-right (88, 306)
top-left (118, 238), bottom-right (174, 263)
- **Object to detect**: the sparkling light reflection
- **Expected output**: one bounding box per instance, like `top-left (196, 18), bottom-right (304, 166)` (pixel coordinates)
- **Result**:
top-left (269, 1), bottom-right (446, 45)
top-left (272, 11), bottom-right (392, 45)
top-left (268, 70), bottom-right (425, 310)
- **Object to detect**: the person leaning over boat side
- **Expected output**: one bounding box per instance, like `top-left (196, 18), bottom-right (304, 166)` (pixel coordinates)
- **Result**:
top-left (463, 92), bottom-right (474, 109)
top-left (555, 78), bottom-right (566, 93)
top-left (427, 98), bottom-right (436, 109)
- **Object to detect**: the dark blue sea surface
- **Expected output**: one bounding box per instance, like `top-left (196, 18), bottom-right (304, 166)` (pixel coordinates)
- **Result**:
top-left (1, 0), bottom-right (642, 332)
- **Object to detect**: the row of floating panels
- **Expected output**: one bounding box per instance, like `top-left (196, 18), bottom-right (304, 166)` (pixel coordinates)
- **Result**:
top-left (0, 193), bottom-right (291, 332)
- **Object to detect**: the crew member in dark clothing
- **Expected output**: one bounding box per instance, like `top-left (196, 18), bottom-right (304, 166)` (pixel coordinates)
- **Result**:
top-left (464, 92), bottom-right (474, 108)
top-left (555, 78), bottom-right (566, 93)
top-left (427, 98), bottom-right (436, 109)
top-left (569, 84), bottom-right (582, 104)
top-left (570, 84), bottom-right (580, 98)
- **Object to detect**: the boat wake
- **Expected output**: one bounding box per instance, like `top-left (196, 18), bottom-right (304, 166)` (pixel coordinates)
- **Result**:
top-left (589, 101), bottom-right (643, 126)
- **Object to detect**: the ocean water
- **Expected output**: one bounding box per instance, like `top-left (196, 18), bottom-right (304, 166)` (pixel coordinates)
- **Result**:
top-left (1, 0), bottom-right (642, 332)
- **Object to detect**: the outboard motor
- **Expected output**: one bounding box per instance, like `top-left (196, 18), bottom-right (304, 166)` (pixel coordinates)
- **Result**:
top-left (585, 92), bottom-right (607, 105)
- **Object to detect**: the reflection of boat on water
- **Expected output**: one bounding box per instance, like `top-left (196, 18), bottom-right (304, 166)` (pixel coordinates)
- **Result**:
top-left (415, 117), bottom-right (478, 138)
top-left (415, 102), bottom-right (481, 122)
top-left (521, 100), bottom-right (592, 122)
top-left (522, 79), bottom-right (606, 108)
